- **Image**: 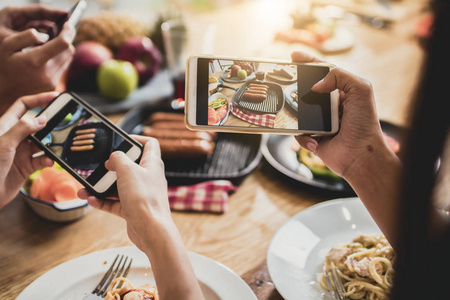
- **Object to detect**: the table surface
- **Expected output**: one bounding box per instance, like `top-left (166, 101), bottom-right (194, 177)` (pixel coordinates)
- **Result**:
top-left (0, 0), bottom-right (433, 299)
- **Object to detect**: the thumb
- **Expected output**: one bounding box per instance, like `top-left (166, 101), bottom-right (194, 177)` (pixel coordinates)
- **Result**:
top-left (1, 115), bottom-right (46, 149)
top-left (1, 28), bottom-right (49, 53)
top-left (311, 68), bottom-right (368, 94)
top-left (105, 151), bottom-right (135, 174)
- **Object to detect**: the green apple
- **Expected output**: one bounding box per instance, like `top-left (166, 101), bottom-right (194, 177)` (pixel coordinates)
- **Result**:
top-left (97, 59), bottom-right (138, 100)
top-left (237, 69), bottom-right (247, 80)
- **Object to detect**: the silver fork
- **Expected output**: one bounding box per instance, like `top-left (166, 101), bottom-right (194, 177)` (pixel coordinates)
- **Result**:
top-left (83, 254), bottom-right (133, 300)
top-left (325, 267), bottom-right (349, 300)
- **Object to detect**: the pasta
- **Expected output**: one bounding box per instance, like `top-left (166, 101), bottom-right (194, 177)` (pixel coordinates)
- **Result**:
top-left (320, 234), bottom-right (396, 300)
top-left (104, 277), bottom-right (159, 300)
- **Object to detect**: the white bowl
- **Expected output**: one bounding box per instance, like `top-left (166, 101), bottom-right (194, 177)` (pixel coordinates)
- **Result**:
top-left (208, 93), bottom-right (230, 125)
top-left (20, 188), bottom-right (91, 223)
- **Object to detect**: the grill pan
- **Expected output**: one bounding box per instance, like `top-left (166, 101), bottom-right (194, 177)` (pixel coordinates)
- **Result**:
top-left (117, 99), bottom-right (263, 186)
top-left (47, 122), bottom-right (113, 170)
top-left (232, 81), bottom-right (284, 114)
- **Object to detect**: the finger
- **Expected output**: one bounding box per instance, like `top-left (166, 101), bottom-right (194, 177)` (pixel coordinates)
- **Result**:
top-left (291, 51), bottom-right (323, 63)
top-left (312, 68), bottom-right (371, 95)
top-left (1, 28), bottom-right (49, 53)
top-left (46, 46), bottom-right (75, 85)
top-left (31, 23), bottom-right (75, 63)
top-left (131, 136), bottom-right (162, 169)
top-left (87, 196), bottom-right (124, 218)
top-left (31, 155), bottom-right (54, 172)
top-left (1, 115), bottom-right (47, 150)
top-left (106, 150), bottom-right (135, 174)
top-left (295, 135), bottom-right (319, 153)
top-left (8, 5), bottom-right (67, 24)
top-left (1, 92), bottom-right (58, 126)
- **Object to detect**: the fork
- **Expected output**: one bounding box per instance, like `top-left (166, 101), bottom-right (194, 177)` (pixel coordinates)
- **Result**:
top-left (325, 267), bottom-right (349, 300)
top-left (83, 254), bottom-right (133, 300)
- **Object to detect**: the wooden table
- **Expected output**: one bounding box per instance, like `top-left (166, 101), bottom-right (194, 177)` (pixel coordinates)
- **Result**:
top-left (0, 0), bottom-right (429, 298)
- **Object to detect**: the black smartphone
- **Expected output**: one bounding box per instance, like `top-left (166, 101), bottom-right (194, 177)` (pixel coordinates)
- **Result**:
top-left (48, 0), bottom-right (87, 39)
top-left (29, 91), bottom-right (143, 198)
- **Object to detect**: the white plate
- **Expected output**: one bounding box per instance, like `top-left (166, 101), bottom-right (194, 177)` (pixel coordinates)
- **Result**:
top-left (208, 93), bottom-right (230, 126)
top-left (17, 246), bottom-right (256, 300)
top-left (267, 197), bottom-right (381, 299)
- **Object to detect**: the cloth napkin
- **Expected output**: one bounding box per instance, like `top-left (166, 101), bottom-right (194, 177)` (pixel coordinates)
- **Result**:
top-left (168, 180), bottom-right (237, 213)
top-left (230, 104), bottom-right (276, 128)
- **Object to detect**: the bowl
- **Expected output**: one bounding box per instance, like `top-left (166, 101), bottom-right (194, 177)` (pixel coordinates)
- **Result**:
top-left (20, 188), bottom-right (91, 223)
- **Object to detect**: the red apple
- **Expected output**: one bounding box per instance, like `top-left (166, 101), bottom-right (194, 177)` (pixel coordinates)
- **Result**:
top-left (241, 63), bottom-right (253, 76)
top-left (116, 37), bottom-right (162, 85)
top-left (230, 64), bottom-right (241, 77)
top-left (66, 41), bottom-right (113, 92)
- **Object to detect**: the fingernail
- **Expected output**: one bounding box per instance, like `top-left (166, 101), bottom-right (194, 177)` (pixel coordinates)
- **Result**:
top-left (306, 142), bottom-right (317, 153)
top-left (35, 115), bottom-right (46, 126)
top-left (33, 29), bottom-right (50, 43)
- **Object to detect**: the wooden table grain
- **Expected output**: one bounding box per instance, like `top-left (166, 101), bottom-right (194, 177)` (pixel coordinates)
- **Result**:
top-left (0, 0), bottom-right (428, 299)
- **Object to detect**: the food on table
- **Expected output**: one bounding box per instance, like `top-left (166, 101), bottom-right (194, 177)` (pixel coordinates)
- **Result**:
top-left (116, 36), bottom-right (162, 86)
top-left (291, 91), bottom-right (298, 102)
top-left (74, 133), bottom-right (96, 140)
top-left (62, 113), bottom-right (73, 124)
top-left (243, 92), bottom-right (267, 102)
top-left (28, 165), bottom-right (83, 202)
top-left (208, 98), bottom-right (228, 125)
top-left (209, 76), bottom-right (220, 95)
top-left (243, 83), bottom-right (269, 103)
top-left (298, 147), bottom-right (341, 179)
top-left (71, 128), bottom-right (96, 152)
top-left (228, 64), bottom-right (241, 78)
top-left (105, 277), bottom-right (158, 300)
top-left (75, 128), bottom-right (97, 135)
top-left (75, 12), bottom-right (150, 50)
top-left (143, 112), bottom-right (215, 159)
top-left (320, 234), bottom-right (395, 300)
top-left (267, 65), bottom-right (297, 80)
top-left (72, 139), bottom-right (95, 146)
top-left (226, 62), bottom-right (254, 79)
top-left (255, 71), bottom-right (265, 81)
top-left (233, 61), bottom-right (254, 75)
top-left (237, 69), bottom-right (247, 80)
top-left (209, 76), bottom-right (218, 84)
top-left (97, 59), bottom-right (139, 100)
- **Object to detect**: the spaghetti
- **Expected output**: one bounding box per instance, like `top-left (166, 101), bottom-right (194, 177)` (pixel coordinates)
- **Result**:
top-left (104, 277), bottom-right (159, 300)
top-left (320, 234), bottom-right (396, 300)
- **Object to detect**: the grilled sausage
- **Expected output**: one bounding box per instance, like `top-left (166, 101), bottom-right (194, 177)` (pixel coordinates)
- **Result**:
top-left (146, 112), bottom-right (184, 124)
top-left (249, 83), bottom-right (269, 89)
top-left (75, 128), bottom-right (97, 135)
top-left (159, 139), bottom-right (214, 159)
top-left (70, 145), bottom-right (94, 152)
top-left (150, 121), bottom-right (188, 130)
top-left (74, 133), bottom-right (96, 140)
top-left (243, 92), bottom-right (267, 102)
top-left (246, 88), bottom-right (267, 94)
top-left (142, 127), bottom-right (213, 142)
top-left (72, 139), bottom-right (95, 146)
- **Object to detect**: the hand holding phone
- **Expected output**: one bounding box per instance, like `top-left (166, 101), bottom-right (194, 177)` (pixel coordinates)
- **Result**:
top-left (29, 92), bottom-right (143, 198)
top-left (185, 55), bottom-right (340, 136)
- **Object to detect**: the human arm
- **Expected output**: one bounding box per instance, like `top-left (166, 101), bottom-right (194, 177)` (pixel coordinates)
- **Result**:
top-left (0, 5), bottom-right (75, 113)
top-left (0, 92), bottom-right (56, 209)
top-left (78, 136), bottom-right (204, 300)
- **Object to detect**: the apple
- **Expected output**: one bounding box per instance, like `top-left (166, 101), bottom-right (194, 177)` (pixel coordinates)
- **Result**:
top-left (116, 37), bottom-right (162, 85)
top-left (97, 59), bottom-right (138, 101)
top-left (230, 64), bottom-right (241, 77)
top-left (241, 63), bottom-right (253, 76)
top-left (237, 69), bottom-right (247, 80)
top-left (66, 41), bottom-right (113, 92)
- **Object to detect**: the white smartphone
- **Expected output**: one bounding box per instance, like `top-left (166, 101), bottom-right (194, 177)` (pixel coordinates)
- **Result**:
top-left (185, 55), bottom-right (339, 135)
top-left (29, 91), bottom-right (142, 198)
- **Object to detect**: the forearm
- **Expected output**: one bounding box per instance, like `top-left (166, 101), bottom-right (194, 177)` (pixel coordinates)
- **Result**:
top-left (141, 218), bottom-right (204, 300)
top-left (343, 144), bottom-right (403, 248)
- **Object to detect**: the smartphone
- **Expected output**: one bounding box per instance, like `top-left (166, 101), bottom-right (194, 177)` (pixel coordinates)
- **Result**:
top-left (49, 0), bottom-right (87, 39)
top-left (185, 55), bottom-right (339, 135)
top-left (29, 91), bottom-right (143, 198)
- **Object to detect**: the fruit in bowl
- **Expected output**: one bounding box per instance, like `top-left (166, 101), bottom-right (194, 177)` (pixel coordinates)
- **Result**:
top-left (97, 59), bottom-right (139, 101)
top-left (116, 37), bottom-right (162, 85)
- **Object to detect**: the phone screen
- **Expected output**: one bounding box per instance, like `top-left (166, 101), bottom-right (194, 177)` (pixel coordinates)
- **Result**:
top-left (196, 58), bottom-right (331, 132)
top-left (33, 97), bottom-right (134, 187)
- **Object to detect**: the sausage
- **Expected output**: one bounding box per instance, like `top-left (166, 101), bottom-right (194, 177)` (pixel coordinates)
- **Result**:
top-left (243, 92), bottom-right (267, 102)
top-left (146, 112), bottom-right (184, 124)
top-left (150, 121), bottom-right (188, 130)
top-left (73, 133), bottom-right (96, 140)
top-left (70, 145), bottom-right (94, 152)
top-left (249, 83), bottom-right (269, 89)
top-left (72, 139), bottom-right (95, 146)
top-left (247, 85), bottom-right (268, 91)
top-left (158, 139), bottom-right (214, 159)
top-left (246, 88), bottom-right (267, 94)
top-left (142, 127), bottom-right (213, 142)
top-left (75, 128), bottom-right (96, 135)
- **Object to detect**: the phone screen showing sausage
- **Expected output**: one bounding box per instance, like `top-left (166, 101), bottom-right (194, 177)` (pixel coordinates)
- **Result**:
top-left (33, 98), bottom-right (133, 186)
top-left (196, 58), bottom-right (331, 132)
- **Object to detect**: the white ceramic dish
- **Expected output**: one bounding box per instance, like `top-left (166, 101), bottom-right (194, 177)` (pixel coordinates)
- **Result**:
top-left (267, 197), bottom-right (381, 299)
top-left (208, 92), bottom-right (230, 125)
top-left (17, 246), bottom-right (257, 300)
top-left (20, 188), bottom-right (90, 223)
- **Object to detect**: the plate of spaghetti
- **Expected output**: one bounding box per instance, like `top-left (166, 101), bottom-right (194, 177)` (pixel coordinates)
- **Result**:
top-left (17, 246), bottom-right (257, 300)
top-left (267, 198), bottom-right (394, 299)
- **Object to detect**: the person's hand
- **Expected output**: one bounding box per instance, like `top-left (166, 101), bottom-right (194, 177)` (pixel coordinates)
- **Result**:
top-left (78, 136), bottom-right (171, 251)
top-left (0, 92), bottom-right (56, 209)
top-left (0, 5), bottom-right (75, 112)
top-left (292, 51), bottom-right (388, 179)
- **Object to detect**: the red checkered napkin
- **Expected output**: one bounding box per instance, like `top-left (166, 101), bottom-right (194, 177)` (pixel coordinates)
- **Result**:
top-left (168, 180), bottom-right (237, 213)
top-left (230, 104), bottom-right (276, 128)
